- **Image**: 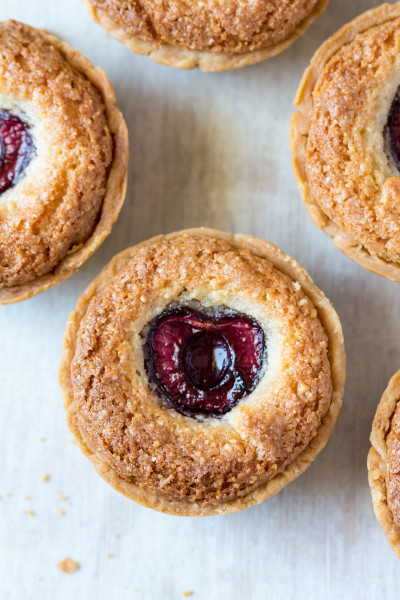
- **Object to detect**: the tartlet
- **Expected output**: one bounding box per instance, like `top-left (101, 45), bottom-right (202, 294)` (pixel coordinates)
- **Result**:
top-left (369, 370), bottom-right (400, 559)
top-left (0, 20), bottom-right (128, 304)
top-left (60, 228), bottom-right (345, 516)
top-left (82, 0), bottom-right (328, 72)
top-left (291, 3), bottom-right (400, 281)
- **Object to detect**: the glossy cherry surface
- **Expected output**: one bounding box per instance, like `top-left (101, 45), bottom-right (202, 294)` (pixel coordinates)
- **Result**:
top-left (146, 306), bottom-right (265, 417)
top-left (0, 111), bottom-right (33, 195)
top-left (387, 93), bottom-right (400, 168)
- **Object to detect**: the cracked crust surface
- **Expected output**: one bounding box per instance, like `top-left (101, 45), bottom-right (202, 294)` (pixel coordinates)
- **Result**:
top-left (0, 21), bottom-right (129, 304)
top-left (368, 370), bottom-right (400, 559)
top-left (60, 228), bottom-right (345, 516)
top-left (291, 3), bottom-right (400, 281)
top-left (82, 0), bottom-right (328, 72)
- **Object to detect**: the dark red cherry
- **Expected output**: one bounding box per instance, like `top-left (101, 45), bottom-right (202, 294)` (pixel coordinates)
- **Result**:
top-left (0, 111), bottom-right (33, 195)
top-left (146, 306), bottom-right (265, 417)
top-left (386, 93), bottom-right (400, 168)
top-left (182, 331), bottom-right (232, 390)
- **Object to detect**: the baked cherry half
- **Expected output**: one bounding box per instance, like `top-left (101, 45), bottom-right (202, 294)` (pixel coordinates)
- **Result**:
top-left (145, 306), bottom-right (265, 417)
top-left (0, 111), bottom-right (33, 195)
top-left (386, 92), bottom-right (400, 169)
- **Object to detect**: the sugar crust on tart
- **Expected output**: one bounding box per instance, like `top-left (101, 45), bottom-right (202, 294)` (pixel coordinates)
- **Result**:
top-left (291, 3), bottom-right (400, 281)
top-left (60, 228), bottom-right (345, 516)
top-left (0, 21), bottom-right (129, 304)
top-left (369, 370), bottom-right (400, 559)
top-left (82, 0), bottom-right (328, 72)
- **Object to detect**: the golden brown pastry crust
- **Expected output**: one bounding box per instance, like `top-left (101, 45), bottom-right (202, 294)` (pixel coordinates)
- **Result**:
top-left (368, 370), bottom-right (400, 559)
top-left (291, 3), bottom-right (400, 281)
top-left (82, 0), bottom-right (328, 72)
top-left (0, 21), bottom-right (128, 304)
top-left (60, 228), bottom-right (345, 516)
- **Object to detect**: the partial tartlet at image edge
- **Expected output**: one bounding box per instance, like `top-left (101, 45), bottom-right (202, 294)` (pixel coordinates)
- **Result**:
top-left (60, 228), bottom-right (345, 516)
top-left (369, 371), bottom-right (400, 559)
top-left (291, 3), bottom-right (400, 281)
top-left (0, 21), bottom-right (128, 304)
top-left (82, 0), bottom-right (328, 72)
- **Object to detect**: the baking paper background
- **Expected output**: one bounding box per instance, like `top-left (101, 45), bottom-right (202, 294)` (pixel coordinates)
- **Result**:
top-left (1, 0), bottom-right (399, 598)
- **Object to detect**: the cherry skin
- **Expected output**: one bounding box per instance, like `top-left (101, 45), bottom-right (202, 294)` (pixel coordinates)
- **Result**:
top-left (386, 93), bottom-right (400, 168)
top-left (145, 306), bottom-right (265, 417)
top-left (182, 331), bottom-right (232, 390)
top-left (0, 111), bottom-right (33, 195)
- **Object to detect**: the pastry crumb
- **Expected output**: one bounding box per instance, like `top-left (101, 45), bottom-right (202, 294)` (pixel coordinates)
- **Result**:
top-left (40, 474), bottom-right (50, 482)
top-left (39, 437), bottom-right (46, 442)
top-left (58, 509), bottom-right (65, 517)
top-left (183, 592), bottom-right (193, 597)
top-left (58, 493), bottom-right (67, 501)
top-left (114, 533), bottom-right (120, 538)
top-left (107, 553), bottom-right (113, 559)
top-left (25, 510), bottom-right (35, 516)
top-left (57, 558), bottom-right (79, 574)
top-left (25, 495), bottom-right (32, 500)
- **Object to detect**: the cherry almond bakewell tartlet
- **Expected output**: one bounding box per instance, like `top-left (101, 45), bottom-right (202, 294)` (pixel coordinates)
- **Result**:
top-left (369, 371), bottom-right (400, 559)
top-left (0, 21), bottom-right (128, 304)
top-left (291, 3), bottom-right (400, 281)
top-left (60, 228), bottom-right (345, 516)
top-left (82, 0), bottom-right (328, 72)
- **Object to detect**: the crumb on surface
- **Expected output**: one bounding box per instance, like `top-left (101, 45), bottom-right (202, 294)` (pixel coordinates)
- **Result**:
top-left (58, 493), bottom-right (67, 501)
top-left (114, 533), bottom-right (120, 538)
top-left (57, 558), bottom-right (79, 574)
top-left (39, 437), bottom-right (46, 442)
top-left (183, 592), bottom-right (193, 597)
top-left (25, 510), bottom-right (35, 516)
top-left (107, 553), bottom-right (113, 559)
top-left (25, 495), bottom-right (32, 500)
top-left (40, 474), bottom-right (50, 482)
top-left (58, 509), bottom-right (65, 517)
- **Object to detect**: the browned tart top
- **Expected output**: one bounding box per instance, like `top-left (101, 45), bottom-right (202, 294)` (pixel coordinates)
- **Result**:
top-left (0, 21), bottom-right (113, 288)
top-left (387, 403), bottom-right (400, 526)
top-left (89, 0), bottom-right (319, 54)
top-left (369, 367), bottom-right (400, 557)
top-left (66, 232), bottom-right (334, 508)
top-left (304, 16), bottom-right (400, 263)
